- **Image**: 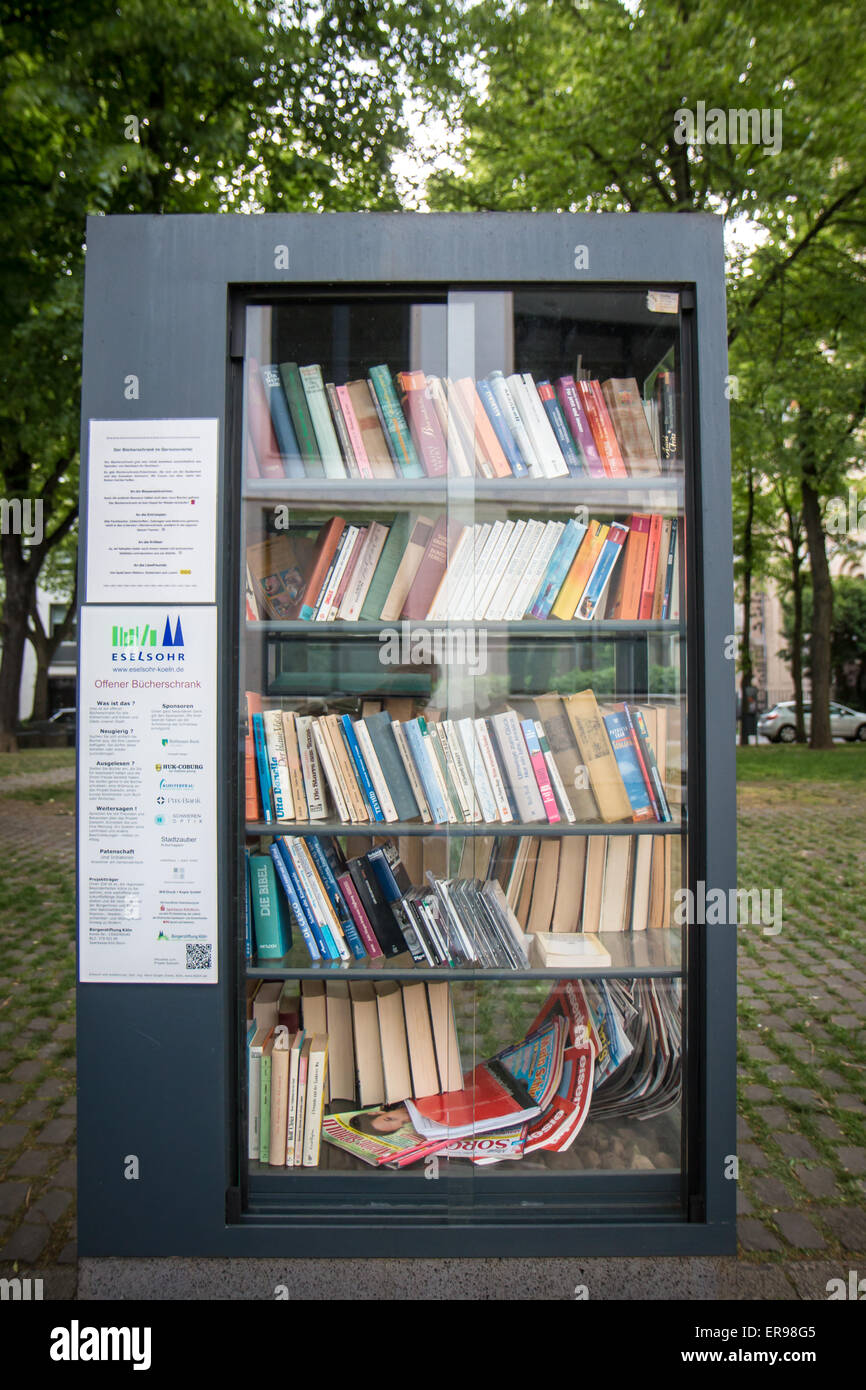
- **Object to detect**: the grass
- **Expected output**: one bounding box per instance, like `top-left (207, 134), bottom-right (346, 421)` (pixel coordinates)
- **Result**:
top-left (737, 744), bottom-right (866, 784)
top-left (0, 748), bottom-right (75, 780)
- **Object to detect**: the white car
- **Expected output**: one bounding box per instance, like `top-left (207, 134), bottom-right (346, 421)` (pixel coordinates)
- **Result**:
top-left (757, 700), bottom-right (866, 743)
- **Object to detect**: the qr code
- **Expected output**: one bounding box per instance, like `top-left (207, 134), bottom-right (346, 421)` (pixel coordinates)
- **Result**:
top-left (185, 943), bottom-right (212, 971)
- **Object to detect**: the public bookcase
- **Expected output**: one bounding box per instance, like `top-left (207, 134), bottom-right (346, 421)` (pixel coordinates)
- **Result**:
top-left (77, 212), bottom-right (736, 1258)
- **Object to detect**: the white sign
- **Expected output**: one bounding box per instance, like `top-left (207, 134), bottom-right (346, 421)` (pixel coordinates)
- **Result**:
top-left (78, 605), bottom-right (218, 983)
top-left (86, 419), bottom-right (218, 602)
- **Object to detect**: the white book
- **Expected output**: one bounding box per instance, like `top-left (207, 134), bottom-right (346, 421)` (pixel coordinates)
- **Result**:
top-left (311, 719), bottom-right (350, 823)
top-left (391, 721), bottom-right (432, 823)
top-left (456, 717), bottom-right (498, 823)
top-left (473, 717), bottom-right (513, 823)
top-left (285, 1029), bottom-right (306, 1166)
top-left (505, 520), bottom-right (565, 620)
top-left (354, 719), bottom-right (399, 823)
top-left (338, 521), bottom-right (389, 621)
top-left (262, 708), bottom-right (294, 821)
top-left (461, 520), bottom-right (505, 621)
top-left (248, 1024), bottom-right (270, 1161)
top-left (519, 372), bottom-right (570, 478)
top-left (296, 715), bottom-right (326, 820)
top-left (285, 838), bottom-right (350, 962)
top-left (423, 725), bottom-right (459, 824)
top-left (506, 373), bottom-right (564, 480)
top-left (488, 369), bottom-right (542, 477)
top-left (535, 720), bottom-right (577, 825)
top-left (490, 709), bottom-right (546, 822)
top-left (486, 520), bottom-right (542, 621)
top-left (475, 519), bottom-right (522, 620)
top-left (427, 523), bottom-right (476, 622)
top-left (302, 1039), bottom-right (328, 1166)
top-left (447, 522), bottom-right (490, 621)
top-left (442, 720), bottom-right (480, 821)
top-left (316, 524), bottom-right (360, 621)
top-left (670, 525), bottom-right (680, 621)
top-left (299, 364), bottom-right (346, 479)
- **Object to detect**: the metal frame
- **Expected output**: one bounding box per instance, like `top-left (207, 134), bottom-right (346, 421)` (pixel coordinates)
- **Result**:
top-left (77, 213), bottom-right (735, 1256)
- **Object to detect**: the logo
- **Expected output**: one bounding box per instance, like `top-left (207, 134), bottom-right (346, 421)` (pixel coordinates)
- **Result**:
top-left (111, 615), bottom-right (185, 664)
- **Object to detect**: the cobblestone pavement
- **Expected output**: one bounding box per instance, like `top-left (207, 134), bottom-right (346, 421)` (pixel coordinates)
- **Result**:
top-left (0, 768), bottom-right (863, 1300)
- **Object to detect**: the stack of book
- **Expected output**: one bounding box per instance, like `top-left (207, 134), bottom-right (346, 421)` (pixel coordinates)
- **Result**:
top-left (244, 689), bottom-right (678, 832)
top-left (245, 510), bottom-right (680, 625)
top-left (246, 980), bottom-right (329, 1168)
top-left (247, 361), bottom-right (674, 482)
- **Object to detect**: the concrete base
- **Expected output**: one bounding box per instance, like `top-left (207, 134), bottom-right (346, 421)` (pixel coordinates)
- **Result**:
top-left (77, 1255), bottom-right (831, 1300)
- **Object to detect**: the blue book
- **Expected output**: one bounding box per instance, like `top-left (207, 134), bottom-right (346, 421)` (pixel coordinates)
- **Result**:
top-left (251, 712), bottom-right (273, 823)
top-left (244, 846), bottom-right (253, 960)
top-left (602, 710), bottom-right (655, 821)
top-left (279, 837), bottom-right (342, 960)
top-left (303, 835), bottom-right (366, 960)
top-left (248, 853), bottom-right (291, 958)
top-left (529, 519), bottom-right (587, 619)
top-left (476, 377), bottom-right (529, 477)
top-left (536, 381), bottom-right (585, 476)
top-left (272, 839), bottom-right (336, 960)
top-left (366, 845), bottom-right (402, 902)
top-left (404, 719), bottom-right (449, 824)
top-left (661, 517), bottom-right (678, 620)
top-left (266, 841), bottom-right (321, 961)
top-left (574, 523), bottom-right (629, 622)
top-left (339, 715), bottom-right (384, 822)
top-left (258, 364), bottom-right (305, 477)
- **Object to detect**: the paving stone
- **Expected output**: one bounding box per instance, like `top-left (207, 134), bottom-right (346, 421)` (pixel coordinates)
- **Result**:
top-left (815, 1116), bottom-right (846, 1140)
top-left (822, 1208), bottom-right (866, 1252)
top-left (737, 1190), bottom-right (753, 1215)
top-left (780, 1086), bottom-right (821, 1108)
top-left (35, 1078), bottom-right (66, 1099)
top-left (744, 1084), bottom-right (772, 1101)
top-left (0, 1181), bottom-right (28, 1217)
top-left (786, 1262), bottom-right (863, 1300)
top-left (0, 1223), bottom-right (49, 1262)
top-left (58, 1241), bottom-right (77, 1264)
top-left (58, 1098), bottom-right (76, 1116)
top-left (767, 1064), bottom-right (797, 1083)
top-left (9, 1148), bottom-right (58, 1176)
top-left (53, 1157), bottom-right (76, 1186)
top-left (758, 1105), bottom-right (789, 1127)
top-left (0, 1084), bottom-right (22, 1103)
top-left (737, 1143), bottom-right (768, 1169)
top-left (10, 1060), bottom-right (42, 1082)
top-left (836, 1146), bottom-right (866, 1175)
top-left (835, 1015), bottom-right (861, 1029)
top-left (0, 1123), bottom-right (28, 1148)
top-left (776, 1133), bottom-right (820, 1160)
top-left (751, 1175), bottom-right (796, 1208)
top-left (793, 1164), bottom-right (840, 1198)
top-left (773, 1212), bottom-right (827, 1249)
top-left (37, 1117), bottom-right (74, 1144)
top-left (738, 1218), bottom-right (782, 1252)
top-left (737, 1116), bottom-right (752, 1139)
top-left (31, 1189), bottom-right (73, 1222)
top-left (835, 1094), bottom-right (866, 1114)
top-left (11, 1099), bottom-right (50, 1123)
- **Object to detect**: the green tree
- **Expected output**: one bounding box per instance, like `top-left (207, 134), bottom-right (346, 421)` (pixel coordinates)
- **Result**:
top-left (0, 0), bottom-right (458, 746)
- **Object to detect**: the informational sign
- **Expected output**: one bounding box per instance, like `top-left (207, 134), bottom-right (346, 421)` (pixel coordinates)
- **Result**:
top-left (78, 605), bottom-right (218, 983)
top-left (86, 418), bottom-right (218, 603)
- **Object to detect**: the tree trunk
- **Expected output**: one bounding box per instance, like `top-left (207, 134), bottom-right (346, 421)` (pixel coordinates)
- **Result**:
top-left (801, 474), bottom-right (833, 748)
top-left (739, 465), bottom-right (755, 746)
top-left (790, 550), bottom-right (806, 742)
top-left (0, 535), bottom-right (30, 751)
top-left (27, 574), bottom-right (77, 723)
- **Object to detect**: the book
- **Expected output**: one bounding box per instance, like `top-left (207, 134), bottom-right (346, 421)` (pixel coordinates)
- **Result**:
top-left (262, 707), bottom-right (293, 820)
top-left (401, 516), bottom-right (458, 620)
top-left (369, 365), bottom-right (424, 478)
top-left (536, 380), bottom-right (585, 476)
top-left (476, 376), bottom-right (528, 477)
top-left (401, 981), bottom-right (440, 1099)
top-left (299, 364), bottom-right (346, 478)
top-left (338, 521), bottom-right (390, 622)
top-left (490, 709), bottom-right (546, 822)
top-left (302, 1035), bottom-right (329, 1166)
top-left (268, 1026), bottom-right (292, 1167)
top-left (286, 1029), bottom-right (306, 1165)
top-left (349, 982), bottom-right (386, 1107)
top-left (550, 521), bottom-right (608, 620)
top-left (602, 708), bottom-right (656, 821)
top-left (279, 361), bottom-right (323, 475)
top-left (426, 981), bottom-right (464, 1092)
top-left (563, 689), bottom-right (632, 823)
top-left (248, 853), bottom-right (291, 958)
top-left (359, 513), bottom-right (410, 622)
top-left (246, 532), bottom-right (317, 621)
top-left (406, 1061), bottom-right (541, 1139)
top-left (374, 982), bottom-right (414, 1104)
top-left (251, 712), bottom-right (273, 824)
top-left (397, 373), bottom-right (448, 477)
top-left (602, 377), bottom-right (662, 477)
top-left (576, 380), bottom-right (628, 477)
top-left (298, 517), bottom-right (346, 621)
top-left (335, 383), bottom-right (374, 479)
top-left (379, 514), bottom-right (436, 620)
top-left (344, 380), bottom-right (396, 478)
top-left (554, 375), bottom-right (606, 477)
top-left (574, 522), bottom-right (628, 622)
top-left (258, 364), bottom-right (304, 475)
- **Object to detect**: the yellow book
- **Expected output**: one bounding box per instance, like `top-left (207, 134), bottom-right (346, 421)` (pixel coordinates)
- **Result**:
top-left (551, 521), bottom-right (609, 619)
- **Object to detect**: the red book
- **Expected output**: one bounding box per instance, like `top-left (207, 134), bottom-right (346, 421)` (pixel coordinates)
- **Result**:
top-left (244, 691), bottom-right (263, 821)
top-left (405, 1060), bottom-right (541, 1139)
top-left (398, 372), bottom-right (448, 478)
top-left (638, 513), bottom-right (663, 620)
top-left (400, 517), bottom-right (463, 620)
top-left (336, 872), bottom-right (384, 960)
top-left (298, 517), bottom-right (346, 621)
top-left (610, 514), bottom-right (651, 620)
top-left (620, 703), bottom-right (660, 820)
top-left (247, 358), bottom-right (286, 479)
top-left (520, 719), bottom-right (560, 824)
top-left (576, 380), bottom-right (628, 477)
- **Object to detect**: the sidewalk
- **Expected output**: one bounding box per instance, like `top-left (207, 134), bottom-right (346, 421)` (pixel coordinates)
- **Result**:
top-left (0, 765), bottom-right (864, 1299)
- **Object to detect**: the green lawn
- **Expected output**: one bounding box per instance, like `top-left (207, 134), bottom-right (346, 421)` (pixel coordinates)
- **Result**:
top-left (737, 744), bottom-right (866, 783)
top-left (0, 748), bottom-right (75, 779)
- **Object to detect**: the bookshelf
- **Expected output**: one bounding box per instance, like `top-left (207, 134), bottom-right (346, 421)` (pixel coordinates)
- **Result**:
top-left (77, 213), bottom-right (736, 1261)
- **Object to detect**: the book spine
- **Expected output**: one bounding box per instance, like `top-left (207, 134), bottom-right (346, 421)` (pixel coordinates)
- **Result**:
top-left (335, 384), bottom-right (374, 479)
top-left (535, 721), bottom-right (577, 824)
top-left (530, 519), bottom-right (587, 619)
top-left (279, 362), bottom-right (321, 474)
top-left (267, 841), bottom-right (322, 962)
top-left (601, 713), bottom-right (655, 822)
top-left (244, 848), bottom-right (253, 959)
top-left (488, 370), bottom-right (538, 475)
top-left (579, 382), bottom-right (628, 478)
top-left (473, 717), bottom-right (514, 823)
top-left (304, 836), bottom-right (367, 958)
top-left (391, 721), bottom-right (432, 822)
top-left (519, 373), bottom-right (570, 477)
top-left (258, 364), bottom-right (304, 475)
top-left (476, 377), bottom-right (529, 477)
top-left (259, 1049), bottom-right (272, 1163)
top-left (316, 525), bottom-right (359, 621)
top-left (507, 521), bottom-right (565, 619)
top-left (491, 711), bottom-right (546, 822)
top-left (422, 720), bottom-right (461, 823)
top-left (456, 717), bottom-right (498, 823)
top-left (537, 381), bottom-right (585, 476)
top-left (630, 707), bottom-right (672, 822)
top-left (299, 364), bottom-right (346, 478)
top-left (404, 720), bottom-right (449, 823)
top-left (554, 376), bottom-right (605, 477)
top-left (252, 712), bottom-right (273, 823)
top-left (262, 708), bottom-right (294, 821)
top-left (354, 720), bottom-right (399, 822)
top-left (369, 365), bottom-right (424, 478)
top-left (638, 514), bottom-right (663, 620)
top-left (311, 719), bottom-right (350, 822)
top-left (444, 719), bottom-right (482, 822)
top-left (339, 715), bottom-right (385, 822)
top-left (339, 522), bottom-right (389, 622)
top-left (282, 838), bottom-right (345, 959)
top-left (400, 381), bottom-right (448, 477)
top-left (661, 517), bottom-right (678, 619)
top-left (302, 1047), bottom-right (327, 1166)
top-left (326, 382), bottom-right (360, 479)
top-left (574, 523), bottom-right (629, 621)
top-left (336, 872), bottom-right (384, 958)
top-left (520, 720), bottom-right (561, 823)
top-left (297, 716), bottom-right (326, 819)
top-left (281, 711), bottom-right (308, 820)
